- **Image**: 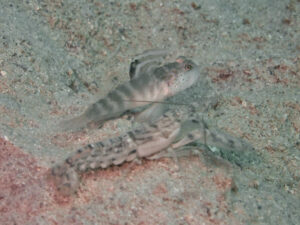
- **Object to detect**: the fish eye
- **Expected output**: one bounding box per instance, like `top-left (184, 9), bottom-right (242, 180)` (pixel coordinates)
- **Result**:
top-left (184, 64), bottom-right (193, 71)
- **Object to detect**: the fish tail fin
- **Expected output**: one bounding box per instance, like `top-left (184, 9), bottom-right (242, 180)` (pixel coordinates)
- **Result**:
top-left (58, 112), bottom-right (100, 131)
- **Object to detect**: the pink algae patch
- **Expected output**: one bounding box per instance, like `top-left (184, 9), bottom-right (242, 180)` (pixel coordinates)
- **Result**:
top-left (0, 137), bottom-right (50, 225)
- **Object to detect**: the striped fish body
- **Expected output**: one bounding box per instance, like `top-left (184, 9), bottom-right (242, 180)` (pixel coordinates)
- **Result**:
top-left (61, 53), bottom-right (200, 130)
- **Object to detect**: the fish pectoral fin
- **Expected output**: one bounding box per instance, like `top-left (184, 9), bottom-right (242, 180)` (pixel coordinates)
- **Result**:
top-left (135, 103), bottom-right (168, 124)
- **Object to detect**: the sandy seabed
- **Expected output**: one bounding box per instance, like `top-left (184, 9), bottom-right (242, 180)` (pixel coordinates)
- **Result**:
top-left (0, 0), bottom-right (299, 224)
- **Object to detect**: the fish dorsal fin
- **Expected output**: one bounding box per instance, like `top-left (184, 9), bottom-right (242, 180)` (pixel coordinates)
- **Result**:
top-left (129, 49), bottom-right (170, 79)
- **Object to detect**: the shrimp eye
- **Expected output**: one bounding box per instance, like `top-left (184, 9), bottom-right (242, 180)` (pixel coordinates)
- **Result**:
top-left (184, 64), bottom-right (193, 71)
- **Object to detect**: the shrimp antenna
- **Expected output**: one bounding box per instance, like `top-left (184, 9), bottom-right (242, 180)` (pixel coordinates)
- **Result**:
top-left (123, 99), bottom-right (190, 106)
